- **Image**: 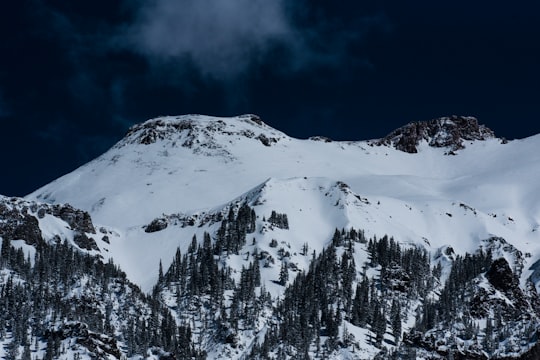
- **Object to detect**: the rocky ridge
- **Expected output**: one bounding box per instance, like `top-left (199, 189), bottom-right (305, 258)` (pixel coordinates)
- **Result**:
top-left (117, 114), bottom-right (284, 159)
top-left (377, 115), bottom-right (498, 153)
top-left (0, 196), bottom-right (105, 252)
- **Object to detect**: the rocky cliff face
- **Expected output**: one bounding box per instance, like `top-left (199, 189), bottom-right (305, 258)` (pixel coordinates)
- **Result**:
top-left (377, 115), bottom-right (497, 153)
top-left (0, 200), bottom-right (43, 246)
top-left (0, 196), bottom-right (99, 251)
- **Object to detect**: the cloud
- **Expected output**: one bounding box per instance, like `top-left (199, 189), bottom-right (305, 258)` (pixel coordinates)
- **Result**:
top-left (120, 0), bottom-right (295, 81)
top-left (26, 0), bottom-right (392, 89)
top-left (118, 1), bottom-right (391, 82)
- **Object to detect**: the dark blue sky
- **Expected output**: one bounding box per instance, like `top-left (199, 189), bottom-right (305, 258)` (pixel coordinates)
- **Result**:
top-left (1, 1), bottom-right (539, 196)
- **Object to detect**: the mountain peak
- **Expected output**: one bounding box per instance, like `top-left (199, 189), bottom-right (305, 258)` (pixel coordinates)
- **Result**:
top-left (378, 115), bottom-right (497, 153)
top-left (119, 114), bottom-right (284, 149)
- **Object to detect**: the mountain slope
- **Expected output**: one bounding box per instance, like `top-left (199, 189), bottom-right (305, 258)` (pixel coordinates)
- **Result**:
top-left (26, 115), bottom-right (540, 287)
top-left (11, 114), bottom-right (540, 358)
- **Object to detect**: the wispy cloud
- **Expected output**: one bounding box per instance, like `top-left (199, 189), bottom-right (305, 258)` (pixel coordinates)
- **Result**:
top-left (118, 1), bottom-right (391, 82)
top-left (15, 0), bottom-right (392, 126)
top-left (26, 1), bottom-right (391, 89)
top-left (119, 0), bottom-right (294, 81)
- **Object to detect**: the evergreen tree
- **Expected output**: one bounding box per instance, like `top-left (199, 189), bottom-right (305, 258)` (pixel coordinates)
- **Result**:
top-left (158, 260), bottom-right (164, 284)
top-left (21, 344), bottom-right (31, 360)
top-left (391, 299), bottom-right (402, 343)
top-left (279, 261), bottom-right (289, 286)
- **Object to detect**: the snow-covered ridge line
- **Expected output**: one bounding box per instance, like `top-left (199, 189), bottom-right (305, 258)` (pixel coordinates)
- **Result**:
top-left (119, 113), bottom-right (502, 153)
top-left (140, 177), bottom-right (370, 233)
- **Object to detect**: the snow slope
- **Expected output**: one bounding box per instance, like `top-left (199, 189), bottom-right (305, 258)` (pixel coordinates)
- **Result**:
top-left (26, 115), bottom-right (540, 292)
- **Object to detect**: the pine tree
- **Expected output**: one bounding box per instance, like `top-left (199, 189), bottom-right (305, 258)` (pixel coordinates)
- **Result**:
top-left (188, 234), bottom-right (197, 253)
top-left (351, 274), bottom-right (370, 327)
top-left (391, 299), bottom-right (402, 343)
top-left (279, 261), bottom-right (289, 286)
top-left (21, 343), bottom-right (31, 360)
top-left (1, 236), bottom-right (10, 265)
top-left (483, 317), bottom-right (494, 353)
top-left (371, 305), bottom-right (386, 347)
top-left (158, 260), bottom-right (164, 284)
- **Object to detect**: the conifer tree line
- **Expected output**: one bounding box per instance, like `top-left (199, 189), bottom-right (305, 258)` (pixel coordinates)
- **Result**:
top-left (214, 203), bottom-right (256, 255)
top-left (0, 238), bottom-right (202, 359)
top-left (415, 249), bottom-right (493, 332)
top-left (267, 211), bottom-right (289, 230)
top-left (2, 200), bottom-right (538, 359)
top-left (157, 204), bottom-right (272, 354)
top-left (402, 248), bottom-right (539, 357)
top-left (250, 230), bottom-right (434, 358)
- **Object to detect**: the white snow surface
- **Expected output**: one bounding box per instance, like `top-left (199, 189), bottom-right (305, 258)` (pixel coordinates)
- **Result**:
top-left (26, 114), bottom-right (540, 292)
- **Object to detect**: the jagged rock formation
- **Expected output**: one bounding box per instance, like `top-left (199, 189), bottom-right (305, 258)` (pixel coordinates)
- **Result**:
top-left (486, 257), bottom-right (520, 292)
top-left (378, 115), bottom-right (496, 153)
top-left (0, 196), bottom-right (99, 251)
top-left (46, 322), bottom-right (122, 359)
top-left (0, 200), bottom-right (43, 245)
top-left (47, 203), bottom-right (96, 234)
top-left (118, 114), bottom-right (283, 160)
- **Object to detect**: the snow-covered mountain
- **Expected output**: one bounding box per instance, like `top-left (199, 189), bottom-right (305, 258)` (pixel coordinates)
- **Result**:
top-left (27, 114), bottom-right (540, 286)
top-left (2, 114), bottom-right (540, 359)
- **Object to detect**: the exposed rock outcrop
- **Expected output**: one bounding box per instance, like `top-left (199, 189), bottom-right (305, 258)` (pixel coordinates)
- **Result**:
top-left (119, 115), bottom-right (283, 159)
top-left (50, 203), bottom-right (96, 234)
top-left (144, 217), bottom-right (169, 233)
top-left (0, 202), bottom-right (43, 245)
top-left (378, 115), bottom-right (496, 153)
top-left (0, 196), bottom-right (98, 251)
top-left (46, 322), bottom-right (122, 359)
